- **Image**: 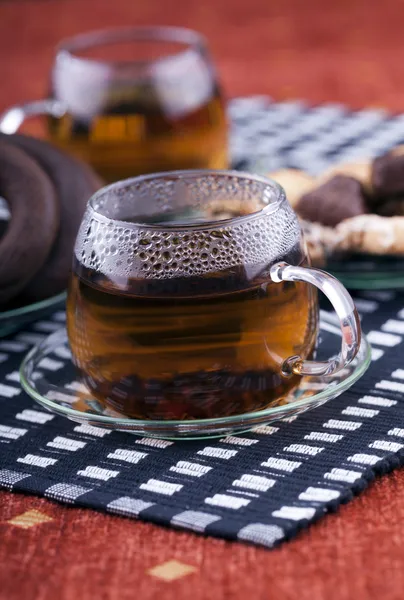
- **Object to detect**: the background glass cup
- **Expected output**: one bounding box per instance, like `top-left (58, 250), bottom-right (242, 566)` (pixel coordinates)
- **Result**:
top-left (67, 170), bottom-right (361, 421)
top-left (0, 27), bottom-right (228, 182)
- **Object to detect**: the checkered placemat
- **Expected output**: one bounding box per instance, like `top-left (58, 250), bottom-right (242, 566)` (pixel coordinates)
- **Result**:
top-left (1, 97), bottom-right (404, 550)
top-left (229, 96), bottom-right (404, 174)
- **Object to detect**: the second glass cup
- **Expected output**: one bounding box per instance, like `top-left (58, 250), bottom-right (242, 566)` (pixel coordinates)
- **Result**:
top-left (0, 26), bottom-right (228, 182)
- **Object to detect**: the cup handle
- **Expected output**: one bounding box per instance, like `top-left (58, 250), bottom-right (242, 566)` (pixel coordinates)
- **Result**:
top-left (0, 100), bottom-right (66, 134)
top-left (270, 262), bottom-right (361, 377)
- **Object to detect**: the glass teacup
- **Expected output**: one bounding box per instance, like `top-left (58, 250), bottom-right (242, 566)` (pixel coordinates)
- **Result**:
top-left (0, 26), bottom-right (228, 182)
top-left (67, 171), bottom-right (361, 420)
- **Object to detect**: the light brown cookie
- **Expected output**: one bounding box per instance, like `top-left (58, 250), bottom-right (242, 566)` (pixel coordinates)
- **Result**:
top-left (335, 215), bottom-right (404, 255)
top-left (317, 159), bottom-right (373, 194)
top-left (267, 169), bottom-right (316, 209)
top-left (300, 220), bottom-right (338, 267)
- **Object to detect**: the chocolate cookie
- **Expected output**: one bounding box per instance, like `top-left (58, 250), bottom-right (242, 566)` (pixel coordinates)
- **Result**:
top-left (376, 198), bottom-right (404, 217)
top-left (1, 134), bottom-right (103, 301)
top-left (372, 152), bottom-right (404, 198)
top-left (296, 175), bottom-right (368, 227)
top-left (318, 159), bottom-right (373, 194)
top-left (0, 141), bottom-right (59, 305)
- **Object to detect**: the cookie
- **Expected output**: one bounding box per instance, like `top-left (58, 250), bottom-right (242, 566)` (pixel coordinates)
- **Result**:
top-left (372, 151), bottom-right (404, 198)
top-left (391, 145), bottom-right (404, 157)
top-left (317, 159), bottom-right (373, 194)
top-left (1, 133), bottom-right (103, 301)
top-left (267, 169), bottom-right (316, 209)
top-left (335, 215), bottom-right (404, 255)
top-left (300, 220), bottom-right (337, 267)
top-left (296, 175), bottom-right (368, 227)
top-left (0, 141), bottom-right (59, 305)
top-left (376, 198), bottom-right (404, 217)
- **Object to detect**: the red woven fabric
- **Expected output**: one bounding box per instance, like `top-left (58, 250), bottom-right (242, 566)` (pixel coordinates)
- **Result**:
top-left (2, 470), bottom-right (404, 600)
top-left (1, 0), bottom-right (404, 111)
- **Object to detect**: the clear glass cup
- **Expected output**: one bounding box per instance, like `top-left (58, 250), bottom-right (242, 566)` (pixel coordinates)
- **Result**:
top-left (66, 170), bottom-right (361, 421)
top-left (0, 27), bottom-right (228, 182)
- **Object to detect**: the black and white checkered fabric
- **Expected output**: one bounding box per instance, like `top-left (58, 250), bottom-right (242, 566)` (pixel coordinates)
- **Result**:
top-left (230, 96), bottom-right (404, 174)
top-left (1, 98), bottom-right (404, 550)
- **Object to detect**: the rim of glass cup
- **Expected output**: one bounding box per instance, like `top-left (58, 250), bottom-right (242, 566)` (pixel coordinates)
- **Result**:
top-left (89, 169), bottom-right (287, 231)
top-left (56, 26), bottom-right (208, 68)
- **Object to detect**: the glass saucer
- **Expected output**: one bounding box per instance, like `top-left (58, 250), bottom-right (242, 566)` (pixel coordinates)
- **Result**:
top-left (0, 292), bottom-right (67, 338)
top-left (20, 312), bottom-right (371, 439)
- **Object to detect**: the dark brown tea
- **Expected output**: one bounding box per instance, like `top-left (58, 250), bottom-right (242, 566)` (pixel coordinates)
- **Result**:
top-left (67, 251), bottom-right (318, 420)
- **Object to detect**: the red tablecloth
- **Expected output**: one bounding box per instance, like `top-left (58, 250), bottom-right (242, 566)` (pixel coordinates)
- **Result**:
top-left (2, 0), bottom-right (404, 112)
top-left (2, 470), bottom-right (404, 600)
